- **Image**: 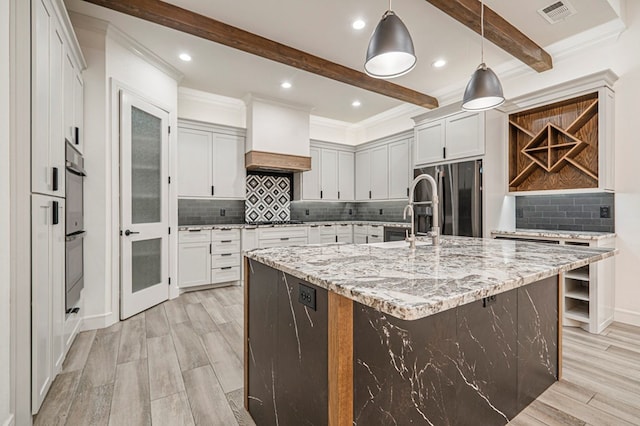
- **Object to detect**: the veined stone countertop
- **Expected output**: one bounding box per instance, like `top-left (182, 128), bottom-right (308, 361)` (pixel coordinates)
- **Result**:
top-left (178, 221), bottom-right (410, 232)
top-left (245, 236), bottom-right (617, 321)
top-left (491, 229), bottom-right (616, 241)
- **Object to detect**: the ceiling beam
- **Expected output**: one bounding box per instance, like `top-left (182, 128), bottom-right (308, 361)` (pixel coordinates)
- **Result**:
top-left (425, 0), bottom-right (553, 72)
top-left (83, 0), bottom-right (440, 109)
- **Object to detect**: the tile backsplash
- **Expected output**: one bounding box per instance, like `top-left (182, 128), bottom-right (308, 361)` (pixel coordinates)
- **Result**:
top-left (245, 174), bottom-right (291, 222)
top-left (290, 200), bottom-right (411, 223)
top-left (516, 193), bottom-right (615, 233)
top-left (178, 199), bottom-right (245, 225)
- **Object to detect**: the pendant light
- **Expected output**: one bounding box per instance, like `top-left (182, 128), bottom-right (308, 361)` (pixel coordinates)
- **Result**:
top-left (364, 0), bottom-right (417, 79)
top-left (462, 0), bottom-right (505, 111)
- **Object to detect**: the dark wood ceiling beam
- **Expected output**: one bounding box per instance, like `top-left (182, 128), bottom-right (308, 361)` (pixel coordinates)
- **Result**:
top-left (425, 0), bottom-right (553, 72)
top-left (83, 0), bottom-right (439, 109)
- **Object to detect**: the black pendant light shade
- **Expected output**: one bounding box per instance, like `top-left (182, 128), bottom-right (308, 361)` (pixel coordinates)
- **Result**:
top-left (462, 63), bottom-right (505, 111)
top-left (365, 11), bottom-right (417, 79)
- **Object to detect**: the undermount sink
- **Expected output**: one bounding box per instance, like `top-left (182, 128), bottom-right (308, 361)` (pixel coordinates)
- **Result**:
top-left (368, 240), bottom-right (432, 249)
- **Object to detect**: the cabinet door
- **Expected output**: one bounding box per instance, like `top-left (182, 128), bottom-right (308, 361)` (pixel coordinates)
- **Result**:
top-left (353, 234), bottom-right (368, 244)
top-left (388, 139), bottom-right (410, 199)
top-left (445, 112), bottom-right (484, 160)
top-left (52, 200), bottom-right (65, 374)
top-left (178, 242), bottom-right (212, 287)
top-left (320, 149), bottom-right (338, 200)
top-left (213, 133), bottom-right (246, 198)
top-left (31, 194), bottom-right (54, 413)
top-left (49, 24), bottom-right (65, 197)
top-left (307, 226), bottom-right (321, 244)
top-left (63, 53), bottom-right (75, 145)
top-left (370, 145), bottom-right (389, 200)
top-left (338, 151), bottom-right (354, 201)
top-left (73, 73), bottom-right (84, 153)
top-left (415, 121), bottom-right (445, 166)
top-left (355, 150), bottom-right (370, 201)
top-left (32, 0), bottom-right (52, 196)
top-left (178, 128), bottom-right (213, 197)
top-left (302, 147), bottom-right (321, 200)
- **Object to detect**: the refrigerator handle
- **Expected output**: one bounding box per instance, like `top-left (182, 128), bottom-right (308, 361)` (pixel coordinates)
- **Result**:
top-left (438, 168), bottom-right (445, 232)
top-left (472, 160), bottom-right (482, 237)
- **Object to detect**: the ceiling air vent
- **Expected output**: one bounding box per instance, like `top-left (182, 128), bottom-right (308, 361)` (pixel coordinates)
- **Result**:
top-left (537, 0), bottom-right (577, 24)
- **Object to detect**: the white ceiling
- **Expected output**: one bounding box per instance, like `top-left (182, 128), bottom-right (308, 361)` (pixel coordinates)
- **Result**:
top-left (65, 0), bottom-right (620, 123)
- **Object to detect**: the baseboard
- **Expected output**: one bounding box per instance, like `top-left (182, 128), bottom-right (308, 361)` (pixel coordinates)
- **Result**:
top-left (81, 311), bottom-right (118, 331)
top-left (3, 414), bottom-right (15, 426)
top-left (614, 308), bottom-right (640, 327)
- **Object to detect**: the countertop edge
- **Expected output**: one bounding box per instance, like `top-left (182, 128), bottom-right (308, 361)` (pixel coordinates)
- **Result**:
top-left (491, 229), bottom-right (616, 241)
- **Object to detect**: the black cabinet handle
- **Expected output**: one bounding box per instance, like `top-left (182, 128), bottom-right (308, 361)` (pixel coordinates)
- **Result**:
top-left (369, 190), bottom-right (372, 199)
top-left (221, 240), bottom-right (232, 243)
top-left (280, 237), bottom-right (289, 241)
top-left (221, 267), bottom-right (232, 270)
top-left (209, 243), bottom-right (212, 254)
top-left (211, 186), bottom-right (215, 196)
top-left (74, 127), bottom-right (80, 145)
top-left (52, 167), bottom-right (59, 191)
top-left (366, 236), bottom-right (369, 243)
top-left (52, 201), bottom-right (59, 225)
top-left (320, 190), bottom-right (323, 199)
top-left (188, 229), bottom-right (202, 232)
top-left (335, 235), bottom-right (338, 243)
top-left (407, 187), bottom-right (410, 197)
top-left (221, 253), bottom-right (232, 257)
top-left (338, 191), bottom-right (340, 199)
top-left (443, 147), bottom-right (446, 159)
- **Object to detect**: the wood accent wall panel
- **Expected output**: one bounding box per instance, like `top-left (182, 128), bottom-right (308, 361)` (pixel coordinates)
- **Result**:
top-left (509, 92), bottom-right (600, 192)
top-left (328, 292), bottom-right (353, 426)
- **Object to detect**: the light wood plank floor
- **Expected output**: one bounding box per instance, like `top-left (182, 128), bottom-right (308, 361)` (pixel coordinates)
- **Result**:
top-left (35, 287), bottom-right (640, 425)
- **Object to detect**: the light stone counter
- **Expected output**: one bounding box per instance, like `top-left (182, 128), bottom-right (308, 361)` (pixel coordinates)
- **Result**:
top-left (245, 236), bottom-right (616, 320)
top-left (491, 228), bottom-right (615, 241)
top-left (178, 220), bottom-right (410, 232)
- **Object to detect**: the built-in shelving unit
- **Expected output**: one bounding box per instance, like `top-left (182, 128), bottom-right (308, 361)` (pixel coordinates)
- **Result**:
top-left (491, 231), bottom-right (615, 334)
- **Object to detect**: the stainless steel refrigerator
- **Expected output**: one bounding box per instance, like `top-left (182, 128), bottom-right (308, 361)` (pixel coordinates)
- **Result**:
top-left (413, 159), bottom-right (482, 237)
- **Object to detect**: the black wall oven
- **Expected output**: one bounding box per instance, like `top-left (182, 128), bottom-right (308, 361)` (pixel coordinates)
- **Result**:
top-left (65, 142), bottom-right (86, 313)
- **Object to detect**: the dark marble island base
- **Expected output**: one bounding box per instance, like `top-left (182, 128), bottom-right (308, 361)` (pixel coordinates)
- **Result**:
top-left (245, 259), bottom-right (560, 426)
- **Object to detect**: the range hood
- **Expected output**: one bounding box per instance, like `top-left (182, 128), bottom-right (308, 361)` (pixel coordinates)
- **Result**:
top-left (244, 96), bottom-right (312, 173)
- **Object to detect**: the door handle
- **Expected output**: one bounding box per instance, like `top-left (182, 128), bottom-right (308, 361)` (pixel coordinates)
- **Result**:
top-left (124, 229), bottom-right (140, 236)
top-left (52, 167), bottom-right (59, 191)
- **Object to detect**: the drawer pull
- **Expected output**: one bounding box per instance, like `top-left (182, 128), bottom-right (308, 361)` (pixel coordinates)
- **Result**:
top-left (280, 237), bottom-right (289, 241)
top-left (188, 229), bottom-right (202, 232)
top-left (371, 235), bottom-right (379, 238)
top-left (221, 267), bottom-right (233, 270)
top-left (221, 253), bottom-right (233, 257)
top-left (324, 225), bottom-right (332, 227)
top-left (220, 228), bottom-right (232, 231)
top-left (221, 240), bottom-right (232, 243)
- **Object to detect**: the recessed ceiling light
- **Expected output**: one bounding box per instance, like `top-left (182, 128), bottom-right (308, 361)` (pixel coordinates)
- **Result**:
top-left (179, 53), bottom-right (192, 62)
top-left (432, 59), bottom-right (447, 68)
top-left (281, 81), bottom-right (292, 89)
top-left (352, 100), bottom-right (362, 107)
top-left (352, 19), bottom-right (366, 30)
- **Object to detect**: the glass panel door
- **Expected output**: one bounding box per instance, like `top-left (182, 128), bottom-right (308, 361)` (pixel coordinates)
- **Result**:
top-left (120, 91), bottom-right (170, 319)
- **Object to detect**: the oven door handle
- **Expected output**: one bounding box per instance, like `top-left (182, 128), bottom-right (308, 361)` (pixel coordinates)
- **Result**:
top-left (66, 161), bottom-right (87, 177)
top-left (66, 231), bottom-right (87, 241)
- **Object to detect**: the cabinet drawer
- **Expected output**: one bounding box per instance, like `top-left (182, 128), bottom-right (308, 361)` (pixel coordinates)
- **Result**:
top-left (353, 224), bottom-right (367, 235)
top-left (212, 253), bottom-right (240, 268)
top-left (320, 225), bottom-right (336, 236)
top-left (179, 230), bottom-right (211, 243)
top-left (336, 224), bottom-right (352, 235)
top-left (259, 237), bottom-right (308, 249)
top-left (212, 239), bottom-right (241, 254)
top-left (211, 266), bottom-right (241, 284)
top-left (368, 234), bottom-right (384, 243)
top-left (258, 226), bottom-right (308, 240)
top-left (211, 228), bottom-right (240, 241)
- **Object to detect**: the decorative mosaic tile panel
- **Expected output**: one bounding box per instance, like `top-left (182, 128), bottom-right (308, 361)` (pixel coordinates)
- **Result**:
top-left (245, 174), bottom-right (291, 222)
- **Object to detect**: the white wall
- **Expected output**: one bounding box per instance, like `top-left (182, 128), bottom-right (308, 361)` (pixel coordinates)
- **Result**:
top-left (499, 1), bottom-right (640, 325)
top-left (73, 17), bottom-right (179, 329)
top-left (1, 0), bottom-right (13, 422)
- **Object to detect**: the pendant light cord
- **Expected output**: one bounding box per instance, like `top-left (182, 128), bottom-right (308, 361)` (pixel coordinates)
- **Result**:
top-left (480, 0), bottom-right (485, 64)
top-left (389, 0), bottom-right (392, 11)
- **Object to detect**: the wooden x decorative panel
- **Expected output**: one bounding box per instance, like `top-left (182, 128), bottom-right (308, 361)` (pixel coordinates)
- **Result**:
top-left (508, 93), bottom-right (599, 192)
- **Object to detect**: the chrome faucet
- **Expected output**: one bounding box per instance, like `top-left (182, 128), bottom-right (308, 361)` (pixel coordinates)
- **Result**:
top-left (404, 174), bottom-right (440, 248)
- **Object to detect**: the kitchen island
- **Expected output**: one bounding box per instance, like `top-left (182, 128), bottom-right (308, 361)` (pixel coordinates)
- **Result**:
top-left (243, 237), bottom-right (616, 426)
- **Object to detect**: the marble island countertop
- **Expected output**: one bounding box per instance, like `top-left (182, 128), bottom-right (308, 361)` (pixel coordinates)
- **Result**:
top-left (245, 236), bottom-right (617, 321)
top-left (178, 220), bottom-right (411, 231)
top-left (491, 228), bottom-right (616, 241)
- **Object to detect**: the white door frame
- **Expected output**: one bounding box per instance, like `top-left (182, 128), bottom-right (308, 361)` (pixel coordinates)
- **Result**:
top-left (109, 79), bottom-right (178, 324)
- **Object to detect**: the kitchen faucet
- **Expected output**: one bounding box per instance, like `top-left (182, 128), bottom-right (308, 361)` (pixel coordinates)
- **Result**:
top-left (403, 174), bottom-right (440, 248)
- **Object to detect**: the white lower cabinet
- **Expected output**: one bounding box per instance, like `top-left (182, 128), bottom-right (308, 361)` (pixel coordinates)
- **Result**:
top-left (211, 229), bottom-right (241, 283)
top-left (337, 224), bottom-right (353, 243)
top-left (308, 225), bottom-right (321, 244)
top-left (353, 224), bottom-right (383, 244)
top-left (32, 194), bottom-right (65, 413)
top-left (368, 225), bottom-right (384, 243)
top-left (178, 242), bottom-right (212, 288)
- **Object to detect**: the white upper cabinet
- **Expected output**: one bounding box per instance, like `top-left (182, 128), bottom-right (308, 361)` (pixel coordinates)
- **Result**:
top-left (338, 151), bottom-right (355, 201)
top-left (370, 145), bottom-right (389, 200)
top-left (320, 149), bottom-right (338, 200)
top-left (355, 150), bottom-right (371, 201)
top-left (177, 122), bottom-right (246, 199)
top-left (445, 112), bottom-right (484, 160)
top-left (388, 139), bottom-right (411, 199)
top-left (63, 53), bottom-right (75, 145)
top-left (299, 145), bottom-right (354, 201)
top-left (73, 72), bottom-right (84, 152)
top-left (178, 128), bottom-right (213, 197)
top-left (414, 111), bottom-right (485, 166)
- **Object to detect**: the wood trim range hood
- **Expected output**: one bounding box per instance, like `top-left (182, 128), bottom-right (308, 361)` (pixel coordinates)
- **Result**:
top-left (244, 96), bottom-right (312, 173)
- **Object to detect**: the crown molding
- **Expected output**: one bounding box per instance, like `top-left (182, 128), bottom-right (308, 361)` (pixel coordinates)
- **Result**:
top-left (178, 87), bottom-right (245, 112)
top-left (52, 1), bottom-right (87, 69)
top-left (243, 94), bottom-right (313, 113)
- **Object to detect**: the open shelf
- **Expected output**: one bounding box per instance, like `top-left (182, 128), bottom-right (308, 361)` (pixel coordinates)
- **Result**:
top-left (565, 266), bottom-right (589, 281)
top-left (565, 301), bottom-right (590, 323)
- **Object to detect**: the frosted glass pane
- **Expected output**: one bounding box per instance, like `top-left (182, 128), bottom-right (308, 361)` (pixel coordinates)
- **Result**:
top-left (132, 238), bottom-right (162, 293)
top-left (131, 106), bottom-right (162, 224)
